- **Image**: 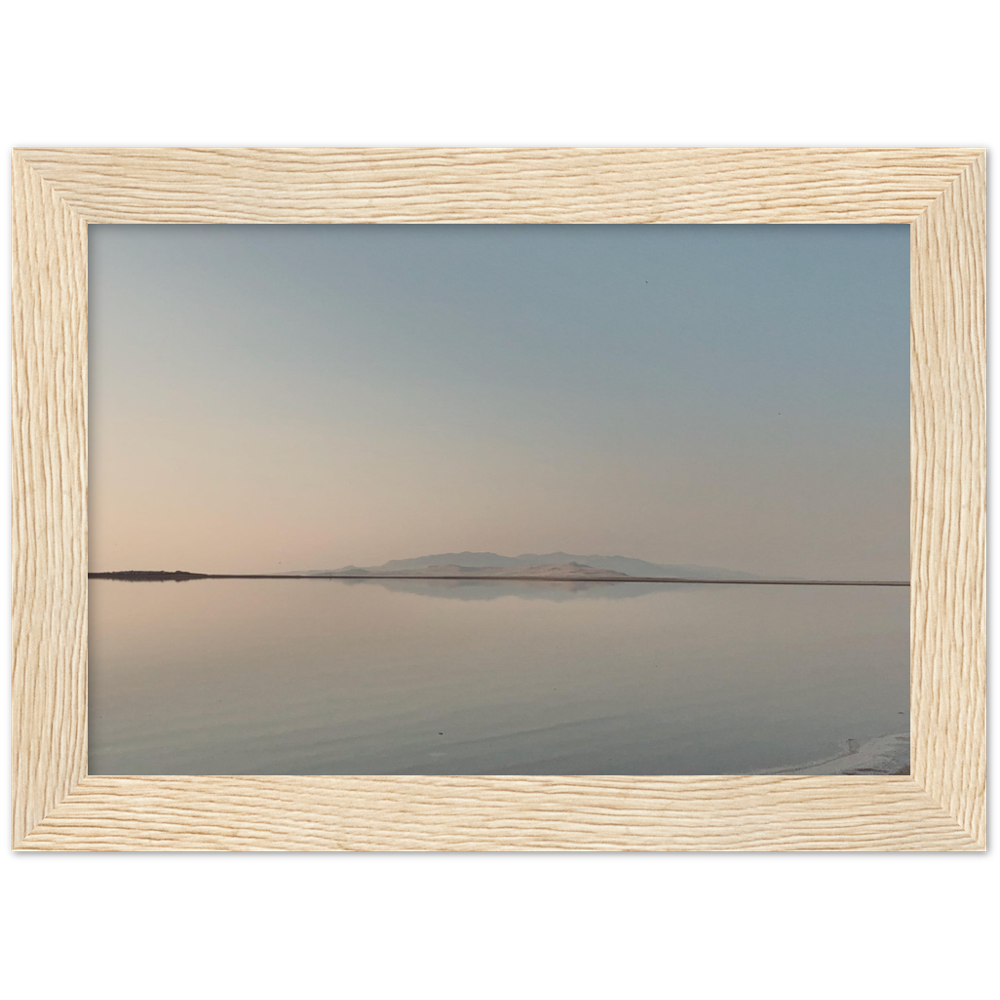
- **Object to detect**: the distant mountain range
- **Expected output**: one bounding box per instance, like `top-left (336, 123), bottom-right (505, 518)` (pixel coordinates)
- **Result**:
top-left (294, 552), bottom-right (757, 580)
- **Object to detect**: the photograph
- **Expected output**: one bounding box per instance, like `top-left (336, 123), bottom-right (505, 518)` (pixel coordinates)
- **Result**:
top-left (87, 222), bottom-right (911, 777)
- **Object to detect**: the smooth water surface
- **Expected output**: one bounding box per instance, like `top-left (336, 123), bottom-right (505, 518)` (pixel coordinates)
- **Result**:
top-left (89, 579), bottom-right (908, 775)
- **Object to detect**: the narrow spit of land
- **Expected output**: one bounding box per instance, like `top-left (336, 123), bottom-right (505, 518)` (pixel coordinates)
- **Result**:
top-left (88, 571), bottom-right (910, 586)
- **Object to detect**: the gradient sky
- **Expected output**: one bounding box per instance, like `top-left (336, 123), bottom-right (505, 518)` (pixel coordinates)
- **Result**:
top-left (89, 224), bottom-right (909, 578)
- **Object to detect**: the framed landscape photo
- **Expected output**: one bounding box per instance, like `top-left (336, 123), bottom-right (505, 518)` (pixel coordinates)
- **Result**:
top-left (11, 147), bottom-right (985, 850)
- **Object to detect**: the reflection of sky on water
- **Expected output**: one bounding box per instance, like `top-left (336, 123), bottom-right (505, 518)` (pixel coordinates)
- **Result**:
top-left (338, 578), bottom-right (677, 600)
top-left (89, 579), bottom-right (909, 776)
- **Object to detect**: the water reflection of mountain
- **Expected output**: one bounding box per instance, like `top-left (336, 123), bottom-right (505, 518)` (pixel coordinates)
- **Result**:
top-left (308, 551), bottom-right (755, 580)
top-left (337, 578), bottom-right (680, 601)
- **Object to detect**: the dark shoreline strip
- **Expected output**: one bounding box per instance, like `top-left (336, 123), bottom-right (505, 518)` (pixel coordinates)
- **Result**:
top-left (88, 572), bottom-right (910, 586)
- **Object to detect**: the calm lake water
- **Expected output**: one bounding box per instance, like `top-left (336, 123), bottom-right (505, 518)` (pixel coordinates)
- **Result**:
top-left (88, 579), bottom-right (909, 775)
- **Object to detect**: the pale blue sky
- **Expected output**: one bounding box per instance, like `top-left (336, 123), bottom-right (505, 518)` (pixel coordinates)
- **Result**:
top-left (89, 224), bottom-right (909, 577)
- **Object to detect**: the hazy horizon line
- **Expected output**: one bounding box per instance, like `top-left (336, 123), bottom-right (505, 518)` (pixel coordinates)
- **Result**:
top-left (88, 570), bottom-right (911, 586)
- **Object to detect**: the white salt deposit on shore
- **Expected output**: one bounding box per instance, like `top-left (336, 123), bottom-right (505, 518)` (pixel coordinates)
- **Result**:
top-left (760, 732), bottom-right (910, 775)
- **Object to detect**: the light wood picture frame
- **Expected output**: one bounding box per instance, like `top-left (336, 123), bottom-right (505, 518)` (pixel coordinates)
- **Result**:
top-left (11, 147), bottom-right (986, 851)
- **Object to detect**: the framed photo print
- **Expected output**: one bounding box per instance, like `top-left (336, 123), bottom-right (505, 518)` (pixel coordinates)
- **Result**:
top-left (11, 147), bottom-right (985, 850)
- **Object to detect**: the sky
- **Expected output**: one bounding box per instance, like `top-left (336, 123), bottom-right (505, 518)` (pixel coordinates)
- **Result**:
top-left (88, 224), bottom-right (909, 578)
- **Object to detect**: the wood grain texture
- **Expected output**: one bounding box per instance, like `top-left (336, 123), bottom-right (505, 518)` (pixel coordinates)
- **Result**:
top-left (10, 148), bottom-right (986, 851)
top-left (910, 154), bottom-right (987, 846)
top-left (13, 147), bottom-right (985, 224)
top-left (11, 152), bottom-right (89, 847)
top-left (15, 776), bottom-right (980, 851)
